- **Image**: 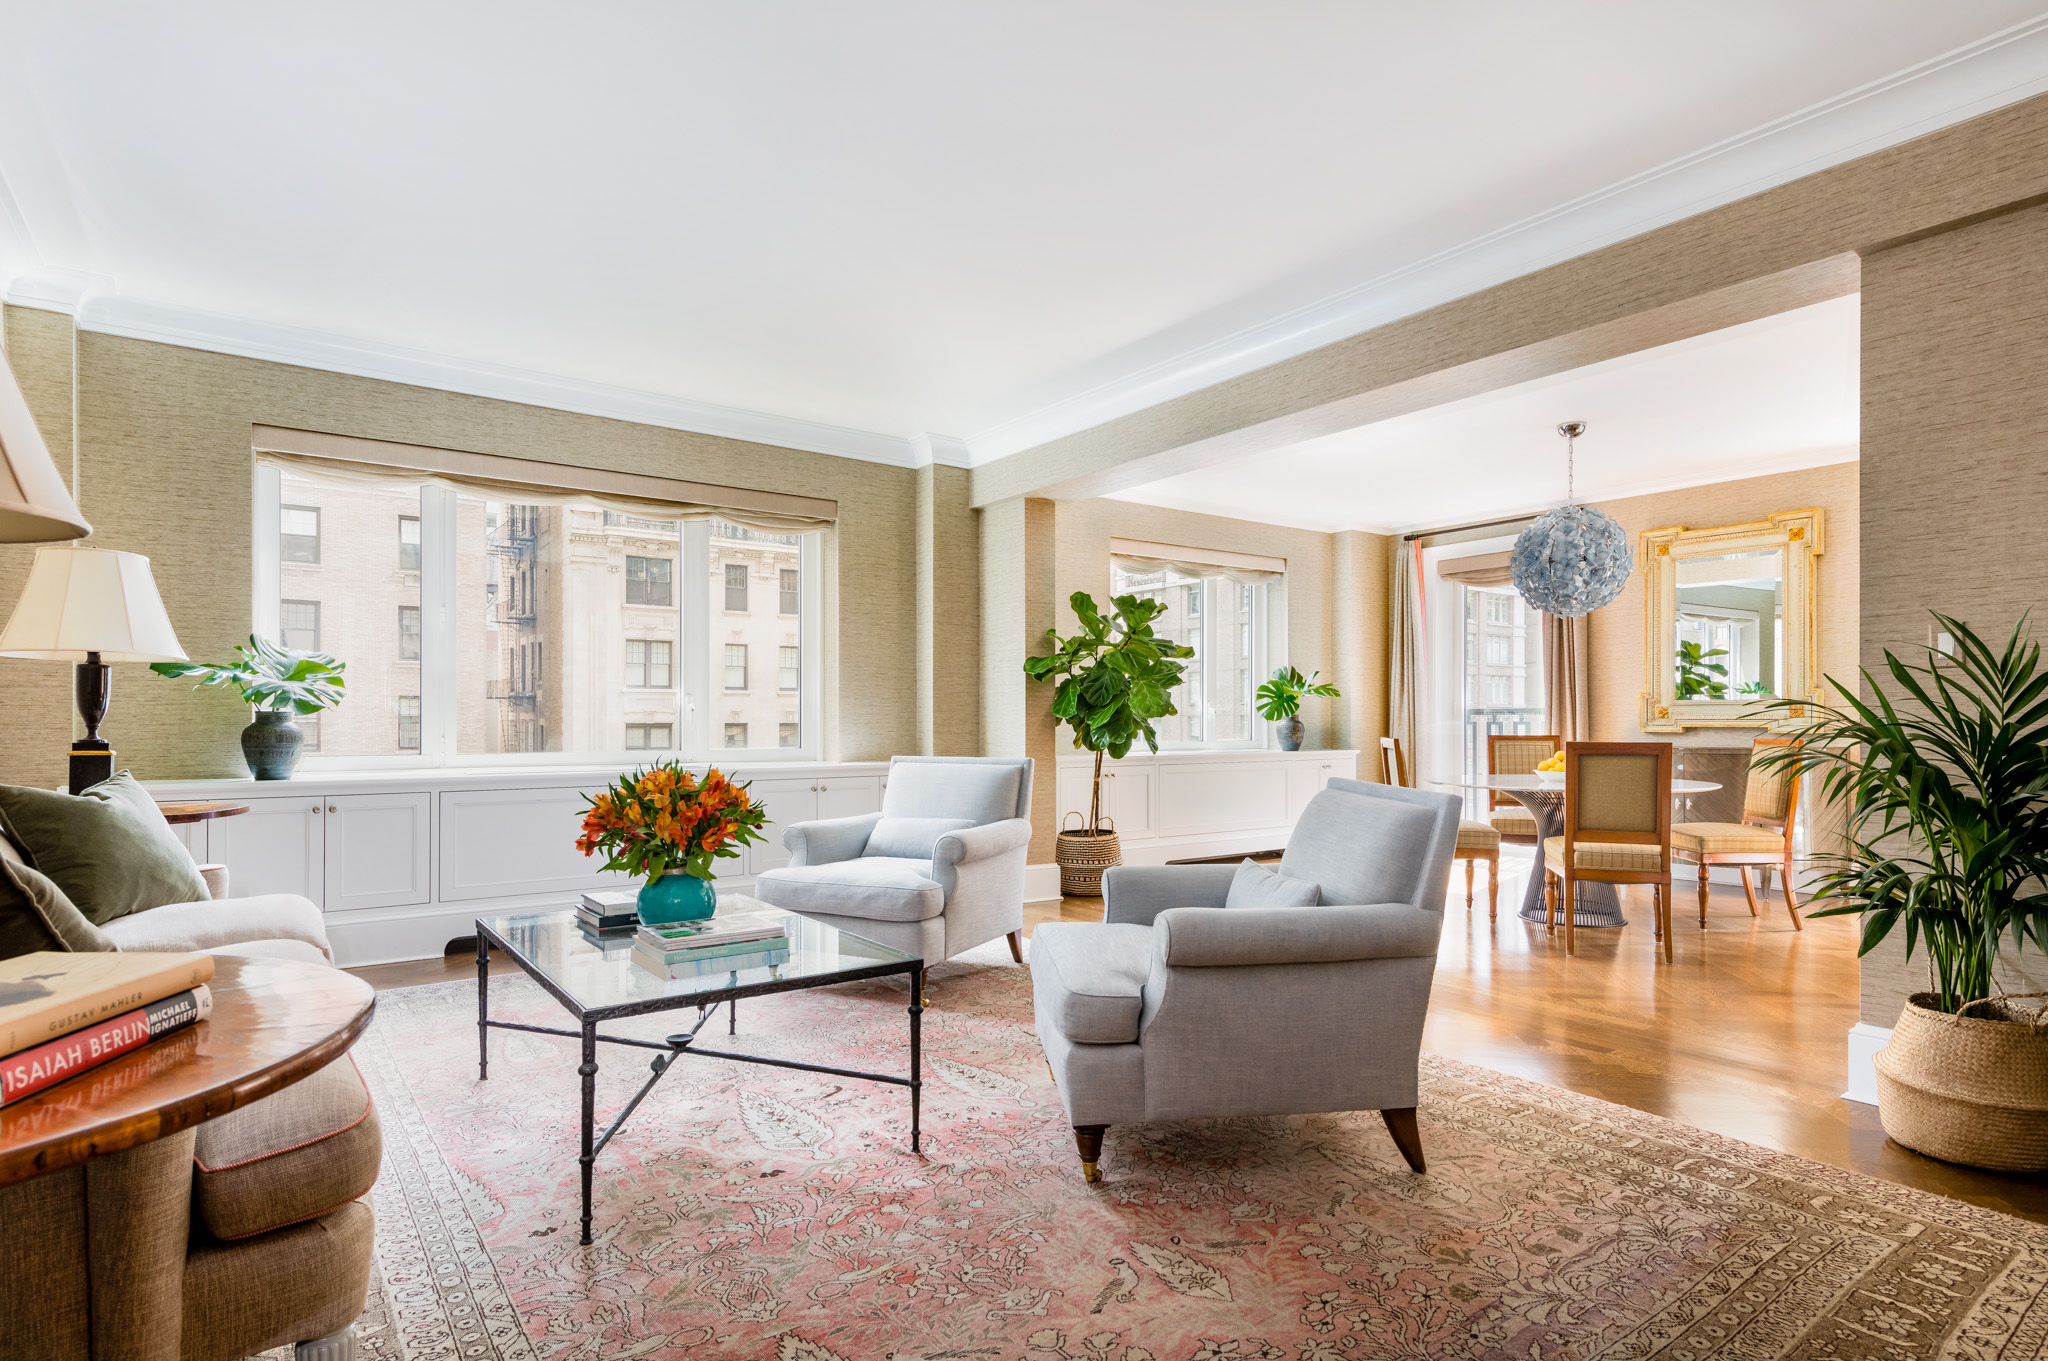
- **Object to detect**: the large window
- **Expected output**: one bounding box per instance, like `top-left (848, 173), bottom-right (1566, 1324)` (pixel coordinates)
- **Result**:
top-left (255, 464), bottom-right (821, 764)
top-left (1455, 583), bottom-right (1545, 787)
top-left (1110, 562), bottom-right (1267, 748)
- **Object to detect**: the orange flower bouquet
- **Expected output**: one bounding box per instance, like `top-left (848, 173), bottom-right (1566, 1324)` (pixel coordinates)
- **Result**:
top-left (576, 761), bottom-right (770, 888)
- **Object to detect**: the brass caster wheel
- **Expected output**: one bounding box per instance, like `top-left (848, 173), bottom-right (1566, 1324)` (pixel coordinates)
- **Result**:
top-left (1081, 1161), bottom-right (1101, 1183)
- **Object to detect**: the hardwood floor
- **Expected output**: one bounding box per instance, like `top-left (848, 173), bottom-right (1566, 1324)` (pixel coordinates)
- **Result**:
top-left (350, 849), bottom-right (2048, 1223)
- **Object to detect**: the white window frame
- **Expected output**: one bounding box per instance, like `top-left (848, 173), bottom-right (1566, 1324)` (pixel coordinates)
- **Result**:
top-left (255, 466), bottom-right (825, 768)
top-left (1111, 563), bottom-right (1271, 752)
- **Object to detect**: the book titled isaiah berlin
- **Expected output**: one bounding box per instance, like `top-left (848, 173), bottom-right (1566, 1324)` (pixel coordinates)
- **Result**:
top-left (0, 951), bottom-right (216, 1059)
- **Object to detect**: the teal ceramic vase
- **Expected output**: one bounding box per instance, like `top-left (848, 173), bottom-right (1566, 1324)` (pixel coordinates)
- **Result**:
top-left (241, 709), bottom-right (305, 780)
top-left (637, 869), bottom-right (716, 926)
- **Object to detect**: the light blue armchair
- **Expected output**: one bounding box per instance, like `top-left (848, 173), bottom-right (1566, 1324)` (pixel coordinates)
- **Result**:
top-left (1030, 778), bottom-right (1461, 1180)
top-left (753, 756), bottom-right (1033, 965)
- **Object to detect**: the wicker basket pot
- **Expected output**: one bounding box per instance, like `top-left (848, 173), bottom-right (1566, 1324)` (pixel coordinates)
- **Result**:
top-left (1056, 814), bottom-right (1120, 898)
top-left (1872, 992), bottom-right (2048, 1172)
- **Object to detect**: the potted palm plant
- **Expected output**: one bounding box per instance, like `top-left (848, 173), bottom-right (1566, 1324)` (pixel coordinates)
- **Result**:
top-left (1255, 666), bottom-right (1341, 751)
top-left (1755, 614), bottom-right (2048, 1170)
top-left (1023, 592), bottom-right (1194, 896)
top-left (150, 634), bottom-right (346, 780)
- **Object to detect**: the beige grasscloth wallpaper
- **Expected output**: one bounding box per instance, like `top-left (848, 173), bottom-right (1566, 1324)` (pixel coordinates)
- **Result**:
top-left (0, 320), bottom-right (921, 785)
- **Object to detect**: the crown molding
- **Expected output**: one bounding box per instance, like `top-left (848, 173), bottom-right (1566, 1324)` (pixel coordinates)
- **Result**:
top-left (964, 15), bottom-right (2048, 465)
top-left (908, 432), bottom-right (971, 469)
top-left (0, 285), bottom-right (921, 468)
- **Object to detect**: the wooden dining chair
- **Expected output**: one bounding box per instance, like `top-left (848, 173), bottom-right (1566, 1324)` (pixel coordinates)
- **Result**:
top-left (1487, 733), bottom-right (1560, 844)
top-left (1542, 742), bottom-right (1675, 960)
top-left (1379, 736), bottom-right (1501, 918)
top-left (1670, 736), bottom-right (1803, 931)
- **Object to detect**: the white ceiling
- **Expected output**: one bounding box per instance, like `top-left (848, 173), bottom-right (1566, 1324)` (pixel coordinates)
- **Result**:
top-left (1106, 295), bottom-right (1860, 533)
top-left (0, 5), bottom-right (2040, 466)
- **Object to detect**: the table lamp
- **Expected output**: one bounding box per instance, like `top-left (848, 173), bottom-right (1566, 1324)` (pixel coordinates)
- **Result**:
top-left (0, 545), bottom-right (187, 790)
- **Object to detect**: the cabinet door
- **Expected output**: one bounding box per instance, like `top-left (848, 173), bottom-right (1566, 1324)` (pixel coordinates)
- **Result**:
top-left (815, 776), bottom-right (880, 822)
top-left (324, 793), bottom-right (432, 913)
top-left (743, 778), bottom-right (821, 876)
top-left (1101, 765), bottom-right (1154, 838)
top-left (208, 797), bottom-right (325, 905)
top-left (1158, 760), bottom-right (1290, 837)
top-left (439, 786), bottom-right (634, 903)
top-left (1287, 761), bottom-right (1336, 822)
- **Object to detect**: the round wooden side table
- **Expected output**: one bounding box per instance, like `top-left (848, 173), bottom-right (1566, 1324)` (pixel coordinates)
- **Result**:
top-left (155, 801), bottom-right (251, 825)
top-left (0, 955), bottom-right (374, 1186)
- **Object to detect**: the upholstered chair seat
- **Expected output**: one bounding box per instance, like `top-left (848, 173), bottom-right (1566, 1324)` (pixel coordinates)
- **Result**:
top-left (1669, 737), bottom-right (1804, 930)
top-left (1489, 806), bottom-right (1538, 837)
top-left (1455, 820), bottom-right (1501, 851)
top-left (1032, 779), bottom-right (1462, 1181)
top-left (1542, 838), bottom-right (1665, 872)
top-left (1667, 823), bottom-right (1786, 855)
top-left (754, 756), bottom-right (1033, 965)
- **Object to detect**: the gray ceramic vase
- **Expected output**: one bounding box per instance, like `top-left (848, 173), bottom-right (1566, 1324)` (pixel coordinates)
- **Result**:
top-left (1276, 716), bottom-right (1305, 752)
top-left (242, 709), bottom-right (306, 780)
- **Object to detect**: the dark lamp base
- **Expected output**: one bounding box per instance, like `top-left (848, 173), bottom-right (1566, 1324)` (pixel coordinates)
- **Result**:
top-left (69, 742), bottom-right (113, 793)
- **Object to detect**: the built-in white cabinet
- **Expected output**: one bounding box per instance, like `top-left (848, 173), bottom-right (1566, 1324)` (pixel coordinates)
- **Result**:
top-left (145, 762), bottom-right (889, 968)
top-left (1056, 750), bottom-right (1357, 865)
top-left (438, 785), bottom-right (632, 903)
top-left (745, 774), bottom-right (883, 876)
top-left (323, 793), bottom-right (433, 913)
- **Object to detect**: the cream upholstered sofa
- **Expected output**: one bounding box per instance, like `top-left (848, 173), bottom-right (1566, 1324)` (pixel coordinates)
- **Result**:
top-left (0, 842), bottom-right (379, 1361)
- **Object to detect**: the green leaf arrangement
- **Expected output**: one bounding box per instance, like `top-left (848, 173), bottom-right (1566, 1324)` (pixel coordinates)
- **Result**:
top-left (1022, 592), bottom-right (1195, 831)
top-left (1752, 614), bottom-right (2048, 1015)
top-left (149, 633), bottom-right (347, 715)
top-left (1255, 665), bottom-right (1340, 721)
top-left (1675, 639), bottom-right (1730, 700)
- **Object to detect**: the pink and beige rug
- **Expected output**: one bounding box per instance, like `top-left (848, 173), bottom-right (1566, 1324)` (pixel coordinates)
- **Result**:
top-left (331, 948), bottom-right (2048, 1360)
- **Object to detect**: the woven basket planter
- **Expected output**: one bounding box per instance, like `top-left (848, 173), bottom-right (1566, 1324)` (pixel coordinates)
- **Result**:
top-left (1056, 816), bottom-right (1121, 898)
top-left (1873, 992), bottom-right (2048, 1172)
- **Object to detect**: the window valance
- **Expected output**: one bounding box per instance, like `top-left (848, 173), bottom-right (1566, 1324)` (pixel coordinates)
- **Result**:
top-left (1436, 550), bottom-right (1513, 588)
top-left (252, 426), bottom-right (837, 532)
top-left (1108, 537), bottom-right (1285, 586)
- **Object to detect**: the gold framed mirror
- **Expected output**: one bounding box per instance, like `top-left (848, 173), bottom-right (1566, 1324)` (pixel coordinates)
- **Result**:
top-left (1638, 508), bottom-right (1824, 732)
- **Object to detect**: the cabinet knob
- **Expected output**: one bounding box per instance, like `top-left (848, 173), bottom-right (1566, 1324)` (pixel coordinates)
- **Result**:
top-left (311, 804), bottom-right (322, 813)
top-left (819, 784), bottom-right (828, 792)
top-left (327, 805), bottom-right (338, 813)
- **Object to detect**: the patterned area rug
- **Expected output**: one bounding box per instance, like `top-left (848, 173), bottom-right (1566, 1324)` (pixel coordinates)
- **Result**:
top-left (331, 945), bottom-right (2048, 1360)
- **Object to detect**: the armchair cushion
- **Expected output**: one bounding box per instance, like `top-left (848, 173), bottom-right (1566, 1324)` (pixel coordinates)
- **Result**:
top-left (0, 851), bottom-right (113, 957)
top-left (0, 773), bottom-right (209, 925)
top-left (881, 757), bottom-right (1028, 824)
top-left (192, 1056), bottom-right (380, 1240)
top-left (1223, 859), bottom-right (1320, 910)
top-left (1031, 922), bottom-right (1152, 1043)
top-left (865, 816), bottom-right (975, 859)
top-left (754, 857), bottom-right (944, 922)
top-left (1156, 902), bottom-right (1444, 967)
top-left (1278, 787), bottom-right (1442, 909)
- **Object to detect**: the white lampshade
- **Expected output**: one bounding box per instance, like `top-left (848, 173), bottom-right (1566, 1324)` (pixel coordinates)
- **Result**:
top-left (0, 346), bottom-right (90, 542)
top-left (0, 545), bottom-right (187, 662)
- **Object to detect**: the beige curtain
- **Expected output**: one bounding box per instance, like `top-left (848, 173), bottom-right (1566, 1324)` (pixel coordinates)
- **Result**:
top-left (253, 428), bottom-right (836, 533)
top-left (1543, 610), bottom-right (1590, 742)
top-left (1388, 538), bottom-right (1422, 780)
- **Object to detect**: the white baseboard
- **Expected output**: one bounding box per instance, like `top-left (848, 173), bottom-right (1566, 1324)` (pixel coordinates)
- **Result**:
top-left (1844, 1022), bottom-right (1891, 1105)
top-left (1025, 862), bottom-right (1062, 904)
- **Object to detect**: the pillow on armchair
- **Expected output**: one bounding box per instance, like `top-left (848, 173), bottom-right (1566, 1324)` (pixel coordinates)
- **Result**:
top-left (0, 772), bottom-right (208, 926)
top-left (864, 817), bottom-right (975, 859)
top-left (0, 843), bottom-right (114, 957)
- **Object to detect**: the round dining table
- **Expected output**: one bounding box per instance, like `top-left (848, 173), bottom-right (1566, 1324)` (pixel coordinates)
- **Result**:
top-left (1435, 774), bottom-right (1721, 927)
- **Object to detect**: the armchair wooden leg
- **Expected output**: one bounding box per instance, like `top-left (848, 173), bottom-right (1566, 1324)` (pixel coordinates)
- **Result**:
top-left (1464, 857), bottom-right (1475, 908)
top-left (1073, 1125), bottom-right (1107, 1182)
top-left (1380, 1108), bottom-right (1426, 1173)
top-left (1782, 854), bottom-right (1803, 930)
top-left (1007, 930), bottom-right (1024, 963)
top-left (1738, 866), bottom-right (1760, 916)
top-left (295, 1326), bottom-right (359, 1361)
top-left (1697, 860), bottom-right (1711, 929)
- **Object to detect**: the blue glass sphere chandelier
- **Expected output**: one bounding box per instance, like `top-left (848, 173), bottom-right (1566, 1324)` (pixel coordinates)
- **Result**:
top-left (1509, 421), bottom-right (1630, 618)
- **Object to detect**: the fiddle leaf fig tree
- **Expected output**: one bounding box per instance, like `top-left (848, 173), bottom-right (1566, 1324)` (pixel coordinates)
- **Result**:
top-left (1022, 592), bottom-right (1195, 833)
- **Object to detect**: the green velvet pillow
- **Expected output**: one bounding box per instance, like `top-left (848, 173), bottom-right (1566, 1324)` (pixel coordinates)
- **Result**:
top-left (0, 772), bottom-right (209, 926)
top-left (0, 847), bottom-right (115, 957)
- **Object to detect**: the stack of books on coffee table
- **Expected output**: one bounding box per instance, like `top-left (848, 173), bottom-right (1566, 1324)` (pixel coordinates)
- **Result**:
top-left (630, 909), bottom-right (791, 979)
top-left (575, 890), bottom-right (642, 935)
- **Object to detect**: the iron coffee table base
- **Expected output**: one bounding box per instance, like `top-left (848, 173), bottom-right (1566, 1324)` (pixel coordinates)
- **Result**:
top-left (474, 919), bottom-right (924, 1246)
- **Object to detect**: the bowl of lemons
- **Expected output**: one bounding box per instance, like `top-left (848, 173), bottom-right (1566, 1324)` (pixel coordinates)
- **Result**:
top-left (1534, 752), bottom-right (1567, 785)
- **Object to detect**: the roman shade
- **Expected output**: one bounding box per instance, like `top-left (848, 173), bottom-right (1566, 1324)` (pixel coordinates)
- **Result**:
top-left (1436, 550), bottom-right (1512, 586)
top-left (252, 426), bottom-right (836, 532)
top-left (1109, 538), bottom-right (1284, 585)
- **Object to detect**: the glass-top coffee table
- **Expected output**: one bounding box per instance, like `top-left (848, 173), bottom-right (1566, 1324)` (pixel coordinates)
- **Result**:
top-left (474, 899), bottom-right (924, 1245)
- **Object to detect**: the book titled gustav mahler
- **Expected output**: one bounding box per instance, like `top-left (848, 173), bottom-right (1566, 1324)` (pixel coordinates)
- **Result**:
top-left (0, 951), bottom-right (216, 1059)
top-left (0, 985), bottom-right (213, 1106)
